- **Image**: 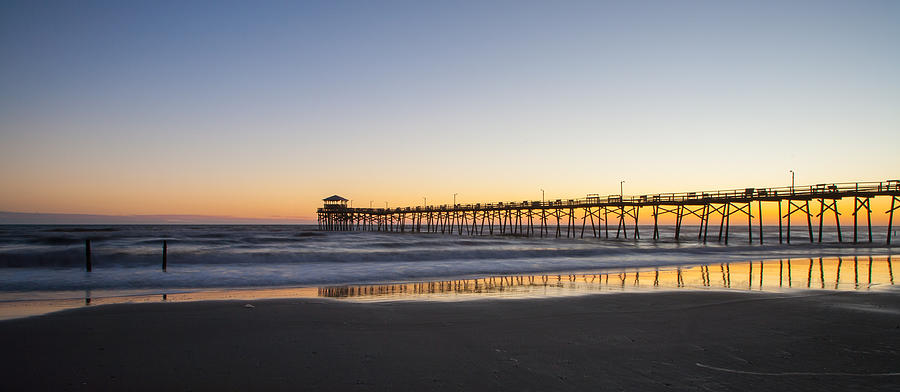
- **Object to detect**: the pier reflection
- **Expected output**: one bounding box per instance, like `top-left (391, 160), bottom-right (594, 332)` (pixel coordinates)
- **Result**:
top-left (1, 256), bottom-right (895, 320)
top-left (318, 256), bottom-right (897, 301)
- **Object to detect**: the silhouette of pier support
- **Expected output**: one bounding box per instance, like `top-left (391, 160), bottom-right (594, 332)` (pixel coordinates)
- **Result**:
top-left (782, 199), bottom-right (814, 244)
top-left (722, 201), bottom-right (753, 245)
top-left (888, 196), bottom-right (900, 245)
top-left (853, 196), bottom-right (873, 243)
top-left (817, 198), bottom-right (842, 243)
top-left (612, 205), bottom-right (640, 239)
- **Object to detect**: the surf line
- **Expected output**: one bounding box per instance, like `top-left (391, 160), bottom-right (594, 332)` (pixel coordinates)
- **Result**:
top-left (696, 363), bottom-right (900, 377)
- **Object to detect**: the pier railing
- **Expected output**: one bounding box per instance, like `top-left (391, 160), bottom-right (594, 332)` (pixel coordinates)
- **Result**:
top-left (328, 181), bottom-right (899, 214)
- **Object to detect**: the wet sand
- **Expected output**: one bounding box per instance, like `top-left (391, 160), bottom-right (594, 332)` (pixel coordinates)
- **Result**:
top-left (2, 291), bottom-right (900, 391)
top-left (2, 256), bottom-right (894, 320)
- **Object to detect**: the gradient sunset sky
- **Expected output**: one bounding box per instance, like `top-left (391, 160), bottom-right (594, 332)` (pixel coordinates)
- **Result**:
top-left (1, 1), bottom-right (898, 223)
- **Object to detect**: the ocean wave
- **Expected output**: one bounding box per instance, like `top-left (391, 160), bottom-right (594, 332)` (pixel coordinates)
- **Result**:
top-left (43, 227), bottom-right (120, 233)
top-left (0, 224), bottom-right (894, 291)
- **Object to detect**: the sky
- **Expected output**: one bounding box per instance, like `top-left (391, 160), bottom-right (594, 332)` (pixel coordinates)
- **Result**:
top-left (1, 0), bottom-right (898, 223)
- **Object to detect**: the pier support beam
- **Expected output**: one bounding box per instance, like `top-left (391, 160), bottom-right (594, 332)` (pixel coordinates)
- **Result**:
top-left (784, 199), bottom-right (814, 243)
top-left (758, 201), bottom-right (763, 245)
top-left (700, 203), bottom-right (726, 243)
top-left (613, 205), bottom-right (639, 240)
top-left (778, 201), bottom-right (783, 244)
top-left (817, 198), bottom-right (842, 243)
top-left (888, 196), bottom-right (899, 245)
top-left (673, 205), bottom-right (704, 242)
top-left (853, 197), bottom-right (872, 243)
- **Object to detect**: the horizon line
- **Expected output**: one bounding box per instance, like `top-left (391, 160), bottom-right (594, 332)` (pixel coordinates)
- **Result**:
top-left (0, 211), bottom-right (317, 225)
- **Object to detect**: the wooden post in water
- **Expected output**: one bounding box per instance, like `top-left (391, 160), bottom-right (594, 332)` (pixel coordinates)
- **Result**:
top-left (778, 200), bottom-right (783, 244)
top-left (674, 205), bottom-right (683, 241)
top-left (834, 201), bottom-right (842, 243)
top-left (703, 205), bottom-right (713, 243)
top-left (854, 197), bottom-right (859, 243)
top-left (580, 208), bottom-right (588, 238)
top-left (787, 201), bottom-right (793, 244)
top-left (718, 204), bottom-right (726, 242)
top-left (652, 205), bottom-right (659, 240)
top-left (633, 206), bottom-right (641, 239)
top-left (724, 203), bottom-right (731, 244)
top-left (747, 202), bottom-right (753, 244)
top-left (889, 196), bottom-right (897, 245)
top-left (85, 239), bottom-right (92, 272)
top-left (757, 201), bottom-right (763, 244)
top-left (805, 200), bottom-right (814, 243)
top-left (162, 240), bottom-right (168, 271)
top-left (866, 198), bottom-right (873, 243)
top-left (818, 199), bottom-right (825, 243)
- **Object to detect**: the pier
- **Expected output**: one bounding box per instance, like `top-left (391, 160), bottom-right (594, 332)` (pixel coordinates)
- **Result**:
top-left (318, 180), bottom-right (900, 244)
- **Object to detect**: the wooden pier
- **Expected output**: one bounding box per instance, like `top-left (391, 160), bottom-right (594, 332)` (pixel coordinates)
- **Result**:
top-left (317, 180), bottom-right (900, 244)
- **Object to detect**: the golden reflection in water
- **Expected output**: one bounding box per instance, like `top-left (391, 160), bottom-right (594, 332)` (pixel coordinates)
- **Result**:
top-left (0, 256), bottom-right (895, 320)
top-left (318, 255), bottom-right (897, 301)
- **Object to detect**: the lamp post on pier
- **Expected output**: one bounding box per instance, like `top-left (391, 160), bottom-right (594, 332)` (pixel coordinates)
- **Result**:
top-left (541, 188), bottom-right (545, 204)
top-left (790, 170), bottom-right (795, 194)
top-left (453, 193), bottom-right (458, 207)
top-left (620, 181), bottom-right (625, 198)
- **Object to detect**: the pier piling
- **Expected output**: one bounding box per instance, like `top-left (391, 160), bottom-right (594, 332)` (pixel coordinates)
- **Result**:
top-left (85, 239), bottom-right (92, 272)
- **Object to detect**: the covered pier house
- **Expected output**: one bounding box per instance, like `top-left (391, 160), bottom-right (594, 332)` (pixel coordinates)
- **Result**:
top-left (318, 195), bottom-right (349, 230)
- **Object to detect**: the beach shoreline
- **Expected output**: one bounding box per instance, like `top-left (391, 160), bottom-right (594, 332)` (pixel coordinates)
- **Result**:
top-left (3, 290), bottom-right (899, 391)
top-left (2, 255), bottom-right (895, 321)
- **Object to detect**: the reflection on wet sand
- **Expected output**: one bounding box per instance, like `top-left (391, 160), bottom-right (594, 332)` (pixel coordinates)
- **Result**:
top-left (0, 256), bottom-right (895, 320)
top-left (319, 255), bottom-right (896, 301)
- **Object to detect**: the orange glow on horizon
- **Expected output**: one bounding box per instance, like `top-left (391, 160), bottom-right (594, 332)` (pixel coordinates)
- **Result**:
top-left (1, 176), bottom-right (897, 224)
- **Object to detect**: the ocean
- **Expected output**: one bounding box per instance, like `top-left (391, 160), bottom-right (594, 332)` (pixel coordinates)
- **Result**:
top-left (0, 224), bottom-right (893, 298)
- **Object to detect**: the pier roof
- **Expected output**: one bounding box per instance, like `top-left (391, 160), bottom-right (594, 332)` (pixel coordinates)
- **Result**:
top-left (323, 195), bottom-right (349, 202)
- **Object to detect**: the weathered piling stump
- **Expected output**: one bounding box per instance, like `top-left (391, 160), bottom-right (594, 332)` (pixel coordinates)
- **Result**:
top-left (85, 239), bottom-right (92, 272)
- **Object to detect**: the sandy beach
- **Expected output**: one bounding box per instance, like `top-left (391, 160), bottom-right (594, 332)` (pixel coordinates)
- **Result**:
top-left (2, 290), bottom-right (899, 391)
